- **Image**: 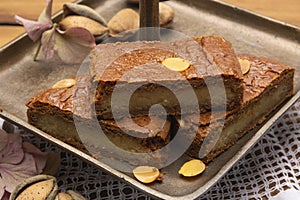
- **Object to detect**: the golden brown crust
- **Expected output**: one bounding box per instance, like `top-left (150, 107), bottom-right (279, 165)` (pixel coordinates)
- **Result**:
top-left (26, 75), bottom-right (171, 152)
top-left (90, 36), bottom-right (244, 118)
top-left (90, 36), bottom-right (243, 81)
top-left (240, 54), bottom-right (294, 103)
top-left (26, 75), bottom-right (92, 119)
top-left (183, 54), bottom-right (295, 162)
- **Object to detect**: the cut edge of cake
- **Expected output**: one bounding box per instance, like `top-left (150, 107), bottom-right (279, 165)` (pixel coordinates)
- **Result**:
top-left (179, 54), bottom-right (295, 163)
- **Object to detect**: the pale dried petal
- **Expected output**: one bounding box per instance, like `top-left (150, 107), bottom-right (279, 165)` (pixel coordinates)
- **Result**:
top-left (14, 16), bottom-right (52, 42)
top-left (0, 129), bottom-right (8, 152)
top-left (63, 2), bottom-right (107, 26)
top-left (41, 27), bottom-right (56, 60)
top-left (23, 142), bottom-right (48, 174)
top-left (55, 27), bottom-right (95, 64)
top-left (0, 134), bottom-right (24, 165)
top-left (0, 181), bottom-right (5, 200)
top-left (38, 0), bottom-right (53, 23)
top-left (0, 153), bottom-right (37, 193)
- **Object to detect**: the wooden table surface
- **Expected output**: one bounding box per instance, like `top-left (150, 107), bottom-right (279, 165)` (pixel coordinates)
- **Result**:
top-left (0, 0), bottom-right (299, 47)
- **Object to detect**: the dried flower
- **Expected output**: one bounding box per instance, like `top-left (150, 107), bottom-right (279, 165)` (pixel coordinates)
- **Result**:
top-left (14, 0), bottom-right (96, 64)
top-left (0, 129), bottom-right (48, 200)
top-left (15, 0), bottom-right (53, 42)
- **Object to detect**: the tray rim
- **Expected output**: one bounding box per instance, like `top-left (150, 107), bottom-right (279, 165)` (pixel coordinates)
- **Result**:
top-left (212, 0), bottom-right (300, 30)
top-left (0, 0), bottom-right (300, 199)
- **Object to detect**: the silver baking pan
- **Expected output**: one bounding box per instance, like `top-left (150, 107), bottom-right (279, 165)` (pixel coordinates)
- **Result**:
top-left (0, 0), bottom-right (299, 199)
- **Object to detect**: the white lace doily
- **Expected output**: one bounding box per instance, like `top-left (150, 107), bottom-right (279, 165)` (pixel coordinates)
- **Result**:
top-left (2, 98), bottom-right (300, 199)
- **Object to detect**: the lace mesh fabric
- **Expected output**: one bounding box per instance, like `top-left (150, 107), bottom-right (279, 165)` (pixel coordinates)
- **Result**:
top-left (2, 99), bottom-right (300, 199)
top-left (199, 100), bottom-right (300, 200)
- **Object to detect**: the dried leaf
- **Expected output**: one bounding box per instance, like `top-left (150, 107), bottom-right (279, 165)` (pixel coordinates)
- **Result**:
top-left (59, 15), bottom-right (108, 36)
top-left (42, 152), bottom-right (61, 176)
top-left (63, 2), bottom-right (107, 26)
top-left (23, 142), bottom-right (48, 174)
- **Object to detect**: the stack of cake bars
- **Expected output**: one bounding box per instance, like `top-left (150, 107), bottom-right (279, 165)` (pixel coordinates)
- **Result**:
top-left (26, 36), bottom-right (294, 164)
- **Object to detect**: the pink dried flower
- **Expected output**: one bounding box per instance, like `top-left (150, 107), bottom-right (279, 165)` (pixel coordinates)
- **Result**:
top-left (14, 0), bottom-right (95, 64)
top-left (0, 129), bottom-right (48, 200)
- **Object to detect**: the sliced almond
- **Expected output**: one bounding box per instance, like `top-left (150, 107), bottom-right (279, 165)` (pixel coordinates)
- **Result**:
top-left (16, 179), bottom-right (55, 200)
top-left (178, 159), bottom-right (206, 177)
top-left (162, 57), bottom-right (191, 72)
top-left (52, 78), bottom-right (76, 89)
top-left (239, 59), bottom-right (251, 75)
top-left (133, 166), bottom-right (160, 183)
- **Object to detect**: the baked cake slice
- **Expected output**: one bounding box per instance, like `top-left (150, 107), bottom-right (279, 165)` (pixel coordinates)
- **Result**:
top-left (26, 54), bottom-right (294, 166)
top-left (26, 75), bottom-right (171, 154)
top-left (179, 54), bottom-right (295, 163)
top-left (89, 36), bottom-right (244, 119)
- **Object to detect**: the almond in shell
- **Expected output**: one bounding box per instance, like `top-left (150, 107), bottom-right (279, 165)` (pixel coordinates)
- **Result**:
top-left (59, 15), bottom-right (108, 37)
top-left (9, 175), bottom-right (58, 200)
top-left (57, 191), bottom-right (86, 200)
top-left (108, 8), bottom-right (140, 37)
top-left (63, 3), bottom-right (107, 26)
top-left (159, 2), bottom-right (175, 28)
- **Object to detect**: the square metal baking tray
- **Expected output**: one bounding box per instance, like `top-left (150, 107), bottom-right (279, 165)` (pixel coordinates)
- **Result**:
top-left (0, 0), bottom-right (299, 199)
